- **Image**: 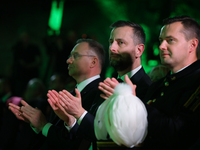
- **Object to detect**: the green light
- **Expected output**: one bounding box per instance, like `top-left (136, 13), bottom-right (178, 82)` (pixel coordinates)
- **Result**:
top-left (48, 0), bottom-right (65, 35)
top-left (141, 24), bottom-right (150, 44)
top-left (105, 66), bottom-right (115, 78)
top-left (148, 60), bottom-right (158, 66)
top-left (153, 43), bottom-right (160, 56)
top-left (140, 24), bottom-right (152, 73)
top-left (141, 60), bottom-right (152, 74)
top-left (95, 0), bottom-right (129, 22)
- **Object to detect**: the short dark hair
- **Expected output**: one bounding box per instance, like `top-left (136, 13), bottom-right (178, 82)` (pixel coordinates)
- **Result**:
top-left (110, 20), bottom-right (145, 45)
top-left (76, 38), bottom-right (105, 69)
top-left (163, 15), bottom-right (200, 56)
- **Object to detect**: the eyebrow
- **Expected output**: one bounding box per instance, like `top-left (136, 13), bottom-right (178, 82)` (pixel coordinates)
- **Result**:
top-left (109, 38), bottom-right (125, 42)
top-left (70, 51), bottom-right (78, 55)
top-left (159, 35), bottom-right (174, 40)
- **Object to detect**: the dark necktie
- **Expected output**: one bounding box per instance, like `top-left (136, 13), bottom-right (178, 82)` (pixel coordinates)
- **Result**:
top-left (71, 86), bottom-right (77, 96)
top-left (117, 78), bottom-right (123, 83)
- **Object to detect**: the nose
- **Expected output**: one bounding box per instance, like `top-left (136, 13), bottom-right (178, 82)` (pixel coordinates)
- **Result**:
top-left (159, 41), bottom-right (167, 51)
top-left (109, 42), bottom-right (118, 53)
top-left (66, 57), bottom-right (72, 64)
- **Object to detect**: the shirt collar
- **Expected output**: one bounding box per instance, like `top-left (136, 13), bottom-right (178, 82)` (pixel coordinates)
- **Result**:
top-left (118, 65), bottom-right (142, 82)
top-left (76, 75), bottom-right (100, 92)
top-left (172, 64), bottom-right (191, 74)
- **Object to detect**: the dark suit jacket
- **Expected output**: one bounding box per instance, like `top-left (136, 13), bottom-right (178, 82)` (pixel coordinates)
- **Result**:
top-left (31, 77), bottom-right (103, 150)
top-left (74, 67), bottom-right (152, 149)
top-left (142, 60), bottom-right (200, 150)
top-left (130, 67), bottom-right (152, 100)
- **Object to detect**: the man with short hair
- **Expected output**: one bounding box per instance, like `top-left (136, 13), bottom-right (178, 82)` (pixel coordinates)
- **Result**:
top-left (9, 38), bottom-right (105, 150)
top-left (143, 15), bottom-right (200, 150)
top-left (100, 20), bottom-right (152, 100)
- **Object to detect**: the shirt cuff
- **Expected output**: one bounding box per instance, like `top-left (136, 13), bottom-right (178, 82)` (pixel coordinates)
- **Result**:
top-left (64, 119), bottom-right (77, 131)
top-left (42, 123), bottom-right (52, 137)
top-left (30, 124), bottom-right (41, 134)
top-left (77, 110), bottom-right (88, 125)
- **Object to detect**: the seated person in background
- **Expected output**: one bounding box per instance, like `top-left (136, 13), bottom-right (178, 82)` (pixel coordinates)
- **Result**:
top-left (0, 78), bottom-right (48, 150)
top-left (0, 77), bottom-right (13, 126)
top-left (148, 64), bottom-right (170, 82)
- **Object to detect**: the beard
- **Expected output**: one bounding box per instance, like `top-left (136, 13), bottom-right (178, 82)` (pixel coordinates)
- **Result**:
top-left (109, 53), bottom-right (133, 71)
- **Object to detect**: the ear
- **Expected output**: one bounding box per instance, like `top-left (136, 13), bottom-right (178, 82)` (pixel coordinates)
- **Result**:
top-left (90, 57), bottom-right (98, 68)
top-left (135, 44), bottom-right (145, 58)
top-left (189, 38), bottom-right (198, 53)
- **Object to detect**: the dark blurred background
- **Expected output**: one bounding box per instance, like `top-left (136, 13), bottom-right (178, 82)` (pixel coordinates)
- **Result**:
top-left (1, 0), bottom-right (200, 85)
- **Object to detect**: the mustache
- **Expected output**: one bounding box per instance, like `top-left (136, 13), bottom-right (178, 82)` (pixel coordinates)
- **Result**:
top-left (110, 52), bottom-right (121, 57)
top-left (160, 51), bottom-right (170, 55)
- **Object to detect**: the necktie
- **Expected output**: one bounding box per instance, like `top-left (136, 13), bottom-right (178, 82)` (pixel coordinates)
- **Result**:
top-left (71, 86), bottom-right (77, 96)
top-left (117, 78), bottom-right (123, 83)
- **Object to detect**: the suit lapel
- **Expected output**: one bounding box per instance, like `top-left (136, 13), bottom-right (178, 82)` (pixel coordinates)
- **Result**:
top-left (130, 67), bottom-right (145, 84)
top-left (80, 78), bottom-right (102, 96)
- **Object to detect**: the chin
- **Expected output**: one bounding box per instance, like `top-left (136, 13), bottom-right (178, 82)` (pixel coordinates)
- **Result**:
top-left (68, 72), bottom-right (73, 76)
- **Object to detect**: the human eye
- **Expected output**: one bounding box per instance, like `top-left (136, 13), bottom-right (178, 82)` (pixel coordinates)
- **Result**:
top-left (68, 53), bottom-right (77, 59)
top-left (159, 38), bottom-right (163, 44)
top-left (168, 38), bottom-right (173, 42)
top-left (72, 53), bottom-right (77, 59)
top-left (118, 40), bottom-right (125, 46)
top-left (166, 38), bottom-right (175, 44)
top-left (109, 39), bottom-right (113, 45)
top-left (120, 41), bottom-right (124, 44)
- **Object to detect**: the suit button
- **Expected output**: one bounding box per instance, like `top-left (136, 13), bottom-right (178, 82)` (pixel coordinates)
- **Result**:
top-left (171, 76), bottom-right (176, 80)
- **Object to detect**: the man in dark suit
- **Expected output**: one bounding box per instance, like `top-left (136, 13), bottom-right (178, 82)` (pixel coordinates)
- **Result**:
top-left (54, 21), bottom-right (152, 150)
top-left (141, 15), bottom-right (200, 150)
top-left (9, 38), bottom-right (105, 150)
top-left (98, 20), bottom-right (152, 100)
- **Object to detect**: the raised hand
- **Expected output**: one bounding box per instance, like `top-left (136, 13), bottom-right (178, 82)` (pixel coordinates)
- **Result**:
top-left (47, 90), bottom-right (75, 126)
top-left (14, 100), bottom-right (47, 132)
top-left (98, 77), bottom-right (119, 99)
top-left (58, 89), bottom-right (85, 119)
top-left (124, 75), bottom-right (137, 96)
top-left (9, 101), bottom-right (29, 123)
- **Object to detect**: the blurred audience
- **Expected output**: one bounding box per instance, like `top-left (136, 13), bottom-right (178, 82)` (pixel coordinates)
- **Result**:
top-left (0, 78), bottom-right (48, 150)
top-left (0, 76), bottom-right (13, 129)
top-left (11, 31), bottom-right (42, 97)
top-left (148, 64), bottom-right (170, 82)
top-left (43, 30), bottom-right (77, 81)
